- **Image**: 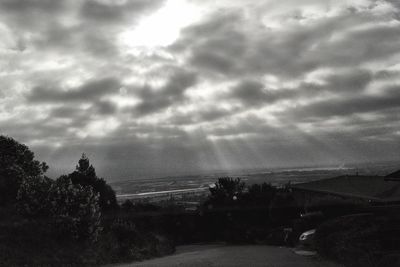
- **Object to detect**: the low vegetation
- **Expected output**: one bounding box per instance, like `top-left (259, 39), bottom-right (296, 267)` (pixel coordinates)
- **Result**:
top-left (0, 135), bottom-right (174, 266)
top-left (315, 214), bottom-right (400, 267)
top-left (1, 134), bottom-right (399, 266)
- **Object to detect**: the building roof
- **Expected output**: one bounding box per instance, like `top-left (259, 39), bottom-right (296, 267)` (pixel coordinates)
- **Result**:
top-left (292, 175), bottom-right (400, 203)
top-left (385, 170), bottom-right (400, 180)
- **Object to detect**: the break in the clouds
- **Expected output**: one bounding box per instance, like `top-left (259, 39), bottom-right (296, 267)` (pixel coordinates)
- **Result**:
top-left (1, 0), bottom-right (400, 181)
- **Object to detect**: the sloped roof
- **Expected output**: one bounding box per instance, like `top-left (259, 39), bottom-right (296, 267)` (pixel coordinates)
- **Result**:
top-left (292, 175), bottom-right (400, 202)
top-left (385, 170), bottom-right (400, 180)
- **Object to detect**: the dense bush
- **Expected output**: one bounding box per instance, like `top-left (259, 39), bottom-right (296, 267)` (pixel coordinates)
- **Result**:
top-left (0, 219), bottom-right (100, 266)
top-left (198, 178), bottom-right (282, 244)
top-left (16, 175), bottom-right (53, 218)
top-left (48, 175), bottom-right (102, 242)
top-left (0, 135), bottom-right (48, 205)
top-left (306, 196), bottom-right (364, 218)
top-left (314, 214), bottom-right (400, 267)
top-left (16, 174), bottom-right (102, 243)
top-left (208, 177), bottom-right (245, 206)
top-left (245, 182), bottom-right (276, 205)
top-left (269, 187), bottom-right (300, 225)
top-left (97, 219), bottom-right (175, 263)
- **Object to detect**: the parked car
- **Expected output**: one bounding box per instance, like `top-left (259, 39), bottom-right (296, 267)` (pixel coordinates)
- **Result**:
top-left (299, 229), bottom-right (316, 247)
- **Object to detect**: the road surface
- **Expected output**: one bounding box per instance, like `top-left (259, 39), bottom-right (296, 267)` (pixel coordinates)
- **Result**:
top-left (111, 244), bottom-right (341, 267)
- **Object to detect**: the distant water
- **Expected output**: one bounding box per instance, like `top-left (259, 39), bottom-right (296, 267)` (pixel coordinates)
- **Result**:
top-left (111, 161), bottom-right (400, 197)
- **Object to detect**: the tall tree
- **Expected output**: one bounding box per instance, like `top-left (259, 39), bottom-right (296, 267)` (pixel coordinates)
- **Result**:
top-left (69, 154), bottom-right (117, 212)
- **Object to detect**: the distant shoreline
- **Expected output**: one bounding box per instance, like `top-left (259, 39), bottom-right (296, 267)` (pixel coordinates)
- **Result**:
top-left (117, 187), bottom-right (209, 199)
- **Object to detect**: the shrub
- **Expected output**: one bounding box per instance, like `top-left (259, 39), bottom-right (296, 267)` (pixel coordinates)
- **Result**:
top-left (16, 175), bottom-right (53, 218)
top-left (269, 185), bottom-right (301, 226)
top-left (246, 182), bottom-right (276, 206)
top-left (16, 174), bottom-right (102, 242)
top-left (208, 177), bottom-right (245, 206)
top-left (0, 135), bottom-right (48, 205)
top-left (0, 219), bottom-right (101, 266)
top-left (314, 214), bottom-right (391, 267)
top-left (98, 219), bottom-right (175, 263)
top-left (48, 175), bottom-right (102, 242)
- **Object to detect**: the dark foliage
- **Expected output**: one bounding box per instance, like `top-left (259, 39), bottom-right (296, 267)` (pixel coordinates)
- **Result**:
top-left (69, 154), bottom-right (118, 212)
top-left (0, 219), bottom-right (99, 266)
top-left (315, 214), bottom-right (400, 267)
top-left (16, 175), bottom-right (53, 218)
top-left (121, 200), bottom-right (162, 213)
top-left (0, 135), bottom-right (48, 205)
top-left (269, 187), bottom-right (301, 225)
top-left (245, 182), bottom-right (277, 205)
top-left (48, 175), bottom-right (102, 242)
top-left (97, 219), bottom-right (175, 263)
top-left (208, 177), bottom-right (245, 206)
top-left (191, 178), bottom-right (282, 244)
top-left (0, 136), bottom-right (176, 266)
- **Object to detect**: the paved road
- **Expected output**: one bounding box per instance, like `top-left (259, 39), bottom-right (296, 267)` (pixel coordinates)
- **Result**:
top-left (112, 244), bottom-right (341, 267)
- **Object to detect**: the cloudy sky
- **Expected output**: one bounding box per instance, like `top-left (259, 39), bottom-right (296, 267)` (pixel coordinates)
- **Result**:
top-left (1, 0), bottom-right (400, 181)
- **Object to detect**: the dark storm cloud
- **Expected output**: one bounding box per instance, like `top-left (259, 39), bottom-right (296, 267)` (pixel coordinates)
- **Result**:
top-left (49, 100), bottom-right (117, 121)
top-left (228, 80), bottom-right (294, 106)
top-left (224, 69), bottom-right (373, 109)
top-left (323, 69), bottom-right (373, 93)
top-left (230, 80), bottom-right (265, 104)
top-left (313, 24), bottom-right (400, 68)
top-left (133, 70), bottom-right (197, 115)
top-left (26, 16), bottom-right (116, 57)
top-left (95, 100), bottom-right (118, 115)
top-left (171, 6), bottom-right (400, 79)
top-left (374, 70), bottom-right (400, 80)
top-left (207, 116), bottom-right (280, 138)
top-left (280, 85), bottom-right (400, 121)
top-left (191, 51), bottom-right (236, 75)
top-left (0, 118), bottom-right (73, 141)
top-left (28, 22), bottom-right (121, 59)
top-left (167, 106), bottom-right (238, 125)
top-left (50, 106), bottom-right (84, 118)
top-left (170, 10), bottom-right (248, 77)
top-left (81, 0), bottom-right (165, 23)
top-left (0, 0), bottom-right (64, 13)
top-left (0, 0), bottom-right (66, 31)
top-left (27, 78), bottom-right (120, 103)
top-left (194, 107), bottom-right (237, 122)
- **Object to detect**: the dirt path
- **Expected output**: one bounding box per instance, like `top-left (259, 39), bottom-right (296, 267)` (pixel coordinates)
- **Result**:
top-left (112, 244), bottom-right (342, 267)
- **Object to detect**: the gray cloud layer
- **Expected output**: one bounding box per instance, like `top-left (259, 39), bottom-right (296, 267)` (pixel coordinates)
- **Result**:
top-left (134, 70), bottom-right (197, 115)
top-left (1, 0), bottom-right (400, 180)
top-left (28, 78), bottom-right (120, 103)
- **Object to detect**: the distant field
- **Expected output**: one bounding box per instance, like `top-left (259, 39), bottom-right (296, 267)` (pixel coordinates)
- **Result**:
top-left (110, 162), bottom-right (400, 201)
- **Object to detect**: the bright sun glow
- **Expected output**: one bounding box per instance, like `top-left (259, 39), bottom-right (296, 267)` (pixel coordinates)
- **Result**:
top-left (120, 0), bottom-right (201, 48)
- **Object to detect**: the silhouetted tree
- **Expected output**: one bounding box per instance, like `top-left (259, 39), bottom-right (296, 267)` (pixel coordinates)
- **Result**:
top-left (208, 177), bottom-right (245, 205)
top-left (69, 154), bottom-right (117, 212)
top-left (0, 135), bottom-right (48, 205)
